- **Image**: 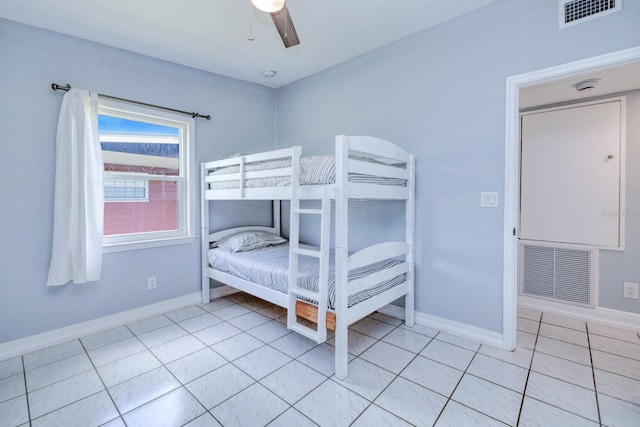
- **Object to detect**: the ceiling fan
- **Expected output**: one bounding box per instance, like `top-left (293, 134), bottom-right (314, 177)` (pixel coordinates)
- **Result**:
top-left (251, 0), bottom-right (300, 48)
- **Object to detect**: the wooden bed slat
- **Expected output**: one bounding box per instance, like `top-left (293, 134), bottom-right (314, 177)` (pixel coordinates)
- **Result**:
top-left (295, 301), bottom-right (336, 330)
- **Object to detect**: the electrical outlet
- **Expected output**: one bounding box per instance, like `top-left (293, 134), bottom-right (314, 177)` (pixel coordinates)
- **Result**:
top-left (147, 276), bottom-right (157, 290)
top-left (623, 282), bottom-right (639, 299)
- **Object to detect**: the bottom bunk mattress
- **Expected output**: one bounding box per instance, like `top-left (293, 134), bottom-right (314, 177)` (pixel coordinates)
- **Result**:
top-left (208, 243), bottom-right (406, 310)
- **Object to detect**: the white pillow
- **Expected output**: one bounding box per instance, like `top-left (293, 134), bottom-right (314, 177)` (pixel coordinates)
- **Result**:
top-left (216, 230), bottom-right (286, 253)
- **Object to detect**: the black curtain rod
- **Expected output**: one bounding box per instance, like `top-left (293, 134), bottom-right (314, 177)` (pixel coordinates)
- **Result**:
top-left (50, 83), bottom-right (211, 121)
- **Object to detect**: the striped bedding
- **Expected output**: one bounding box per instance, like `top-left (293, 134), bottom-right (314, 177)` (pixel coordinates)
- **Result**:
top-left (209, 155), bottom-right (406, 190)
top-left (208, 243), bottom-right (406, 310)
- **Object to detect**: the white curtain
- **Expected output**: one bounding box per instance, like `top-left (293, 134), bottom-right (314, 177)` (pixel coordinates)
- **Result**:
top-left (47, 89), bottom-right (104, 286)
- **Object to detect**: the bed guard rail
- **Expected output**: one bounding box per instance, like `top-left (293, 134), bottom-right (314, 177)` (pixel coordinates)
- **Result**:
top-left (203, 147), bottom-right (301, 198)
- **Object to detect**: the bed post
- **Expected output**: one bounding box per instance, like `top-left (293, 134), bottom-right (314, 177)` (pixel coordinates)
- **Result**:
top-left (405, 154), bottom-right (415, 327)
top-left (273, 200), bottom-right (281, 236)
top-left (335, 135), bottom-right (350, 380)
top-left (201, 162), bottom-right (211, 304)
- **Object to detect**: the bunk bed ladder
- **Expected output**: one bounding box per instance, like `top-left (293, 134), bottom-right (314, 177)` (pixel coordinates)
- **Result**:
top-left (287, 188), bottom-right (331, 344)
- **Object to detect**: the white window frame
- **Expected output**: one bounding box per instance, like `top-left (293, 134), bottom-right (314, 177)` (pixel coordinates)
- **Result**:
top-left (104, 177), bottom-right (149, 202)
top-left (99, 99), bottom-right (196, 252)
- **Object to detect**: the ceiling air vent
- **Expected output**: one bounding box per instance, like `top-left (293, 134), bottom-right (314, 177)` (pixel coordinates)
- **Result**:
top-left (559, 0), bottom-right (622, 28)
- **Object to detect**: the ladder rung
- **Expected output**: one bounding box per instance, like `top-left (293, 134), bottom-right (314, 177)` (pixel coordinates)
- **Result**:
top-left (290, 287), bottom-right (318, 300)
top-left (288, 322), bottom-right (323, 342)
top-left (292, 247), bottom-right (321, 257)
top-left (293, 208), bottom-right (323, 215)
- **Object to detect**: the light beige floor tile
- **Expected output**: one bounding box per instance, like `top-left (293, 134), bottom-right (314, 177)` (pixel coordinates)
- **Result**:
top-left (421, 340), bottom-right (475, 371)
top-left (212, 383), bottom-right (288, 426)
top-left (590, 335), bottom-right (640, 361)
top-left (295, 380), bottom-right (369, 426)
top-left (150, 334), bottom-right (206, 364)
top-left (400, 355), bottom-right (463, 397)
top-left (0, 373), bottom-right (25, 402)
top-left (360, 341), bottom-right (415, 374)
top-left (210, 333), bottom-right (263, 361)
top-left (108, 367), bottom-right (179, 414)
top-left (436, 401), bottom-right (508, 427)
top-left (539, 322), bottom-right (588, 347)
top-left (96, 350), bottom-right (161, 388)
top-left (595, 368), bottom-right (640, 405)
top-left (260, 360), bottom-right (326, 404)
top-left (352, 404), bottom-right (412, 427)
top-left (519, 397), bottom-right (598, 427)
top-left (268, 407), bottom-right (318, 427)
top-left (0, 357), bottom-right (23, 381)
top-left (186, 364), bottom-right (253, 410)
top-left (587, 323), bottom-right (640, 344)
top-left (375, 377), bottom-right (447, 426)
top-left (350, 317), bottom-right (396, 339)
top-left (518, 307), bottom-right (542, 322)
top-left (466, 353), bottom-right (528, 393)
top-left (31, 391), bottom-right (118, 427)
top-left (332, 358), bottom-right (396, 401)
top-left (381, 327), bottom-right (433, 353)
top-left (28, 370), bottom-right (104, 418)
top-left (525, 372), bottom-right (598, 422)
top-left (123, 387), bottom-right (205, 427)
top-left (23, 340), bottom-right (84, 371)
top-left (598, 393), bottom-right (640, 427)
top-left (541, 313), bottom-right (586, 332)
top-left (452, 374), bottom-right (522, 426)
top-left (531, 351), bottom-right (595, 390)
top-left (165, 348), bottom-right (227, 384)
top-left (591, 349), bottom-right (640, 381)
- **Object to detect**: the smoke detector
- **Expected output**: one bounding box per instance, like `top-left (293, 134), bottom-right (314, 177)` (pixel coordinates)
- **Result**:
top-left (574, 78), bottom-right (601, 92)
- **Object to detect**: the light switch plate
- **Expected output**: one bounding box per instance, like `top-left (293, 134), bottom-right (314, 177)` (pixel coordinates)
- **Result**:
top-left (481, 192), bottom-right (499, 208)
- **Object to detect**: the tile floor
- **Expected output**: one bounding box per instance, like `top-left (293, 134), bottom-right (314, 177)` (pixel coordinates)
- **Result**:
top-left (1, 293), bottom-right (639, 426)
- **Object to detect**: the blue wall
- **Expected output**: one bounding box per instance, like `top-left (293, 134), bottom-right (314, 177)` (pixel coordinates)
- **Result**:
top-left (1, 0), bottom-right (639, 344)
top-left (275, 0), bottom-right (640, 332)
top-left (600, 90), bottom-right (640, 313)
top-left (0, 18), bottom-right (276, 343)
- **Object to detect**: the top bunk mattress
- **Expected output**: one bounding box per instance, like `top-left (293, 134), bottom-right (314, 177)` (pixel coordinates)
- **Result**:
top-left (208, 243), bottom-right (406, 310)
top-left (208, 155), bottom-right (406, 190)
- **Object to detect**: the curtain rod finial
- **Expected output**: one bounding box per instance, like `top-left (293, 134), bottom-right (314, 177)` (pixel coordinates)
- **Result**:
top-left (51, 83), bottom-right (71, 91)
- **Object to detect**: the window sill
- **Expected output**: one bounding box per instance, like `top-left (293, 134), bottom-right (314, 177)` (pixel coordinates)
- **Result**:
top-left (103, 235), bottom-right (197, 253)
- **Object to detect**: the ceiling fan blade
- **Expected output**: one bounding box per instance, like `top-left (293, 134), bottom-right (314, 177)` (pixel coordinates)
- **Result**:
top-left (270, 4), bottom-right (300, 48)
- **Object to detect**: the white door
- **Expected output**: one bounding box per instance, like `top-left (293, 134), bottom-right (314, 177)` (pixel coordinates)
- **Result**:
top-left (520, 100), bottom-right (622, 248)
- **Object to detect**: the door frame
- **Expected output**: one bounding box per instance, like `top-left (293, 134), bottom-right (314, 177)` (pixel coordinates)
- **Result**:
top-left (502, 46), bottom-right (640, 350)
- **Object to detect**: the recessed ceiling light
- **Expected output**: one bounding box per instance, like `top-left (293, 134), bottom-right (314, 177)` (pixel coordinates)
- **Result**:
top-left (574, 78), bottom-right (601, 92)
top-left (263, 70), bottom-right (277, 78)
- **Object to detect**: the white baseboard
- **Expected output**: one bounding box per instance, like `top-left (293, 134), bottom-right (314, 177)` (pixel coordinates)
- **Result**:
top-left (0, 292), bottom-right (201, 362)
top-left (378, 304), bottom-right (504, 349)
top-left (519, 295), bottom-right (640, 332)
top-left (210, 285), bottom-right (241, 299)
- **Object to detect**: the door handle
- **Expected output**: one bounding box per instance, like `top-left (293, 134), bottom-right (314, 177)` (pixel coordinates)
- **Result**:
top-left (607, 155), bottom-right (614, 160)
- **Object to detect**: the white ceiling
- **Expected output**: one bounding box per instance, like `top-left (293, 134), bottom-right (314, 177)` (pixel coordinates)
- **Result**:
top-left (520, 61), bottom-right (640, 109)
top-left (0, 0), bottom-right (497, 88)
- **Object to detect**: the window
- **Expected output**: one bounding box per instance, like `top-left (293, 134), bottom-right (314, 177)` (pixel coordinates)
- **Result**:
top-left (98, 99), bottom-right (196, 251)
top-left (104, 178), bottom-right (149, 201)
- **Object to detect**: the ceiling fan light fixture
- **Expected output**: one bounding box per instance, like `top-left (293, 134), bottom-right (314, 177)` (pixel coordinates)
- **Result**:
top-left (252, 0), bottom-right (285, 13)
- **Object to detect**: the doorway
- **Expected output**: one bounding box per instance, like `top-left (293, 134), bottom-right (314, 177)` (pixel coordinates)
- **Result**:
top-left (502, 46), bottom-right (640, 350)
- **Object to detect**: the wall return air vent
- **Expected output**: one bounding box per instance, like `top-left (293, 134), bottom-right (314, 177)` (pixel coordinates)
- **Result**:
top-left (520, 244), bottom-right (596, 307)
top-left (559, 0), bottom-right (622, 28)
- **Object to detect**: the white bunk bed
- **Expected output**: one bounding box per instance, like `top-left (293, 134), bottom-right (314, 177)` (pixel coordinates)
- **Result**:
top-left (201, 135), bottom-right (415, 379)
